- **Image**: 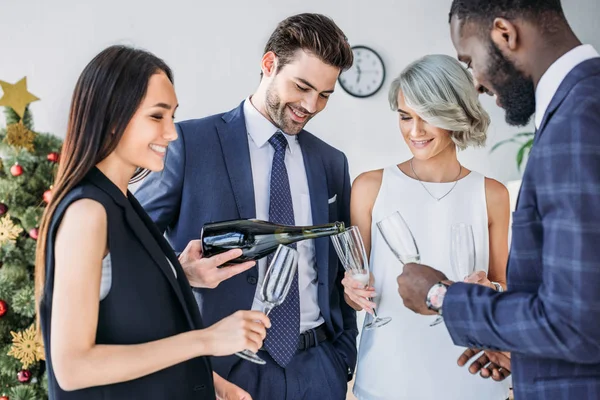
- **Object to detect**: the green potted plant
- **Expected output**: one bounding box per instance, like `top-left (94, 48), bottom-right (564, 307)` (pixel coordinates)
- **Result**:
top-left (490, 131), bottom-right (535, 171)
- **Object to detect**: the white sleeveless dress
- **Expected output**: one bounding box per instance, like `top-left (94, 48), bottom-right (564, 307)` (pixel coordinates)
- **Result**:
top-left (353, 165), bottom-right (510, 400)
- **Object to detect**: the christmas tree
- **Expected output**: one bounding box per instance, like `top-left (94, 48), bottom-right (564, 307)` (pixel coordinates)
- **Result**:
top-left (0, 77), bottom-right (63, 400)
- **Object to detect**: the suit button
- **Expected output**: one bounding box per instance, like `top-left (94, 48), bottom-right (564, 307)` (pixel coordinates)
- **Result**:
top-left (247, 276), bottom-right (257, 285)
top-left (194, 384), bottom-right (206, 391)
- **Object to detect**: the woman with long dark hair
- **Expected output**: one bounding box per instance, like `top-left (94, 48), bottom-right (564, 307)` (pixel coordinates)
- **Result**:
top-left (35, 45), bottom-right (269, 399)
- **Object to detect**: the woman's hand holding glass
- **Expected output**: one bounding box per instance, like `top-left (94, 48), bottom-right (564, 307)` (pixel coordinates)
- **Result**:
top-left (332, 226), bottom-right (392, 329)
top-left (341, 271), bottom-right (378, 314)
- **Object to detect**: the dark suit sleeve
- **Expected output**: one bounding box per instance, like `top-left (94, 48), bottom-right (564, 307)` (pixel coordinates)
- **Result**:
top-left (443, 88), bottom-right (600, 363)
top-left (332, 153), bottom-right (359, 379)
top-left (134, 123), bottom-right (186, 233)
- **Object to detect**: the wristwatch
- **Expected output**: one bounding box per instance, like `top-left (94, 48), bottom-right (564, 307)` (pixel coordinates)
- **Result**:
top-left (492, 281), bottom-right (504, 292)
top-left (426, 281), bottom-right (451, 315)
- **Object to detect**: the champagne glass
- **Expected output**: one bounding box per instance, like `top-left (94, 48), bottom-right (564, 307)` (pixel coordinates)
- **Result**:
top-left (236, 245), bottom-right (299, 364)
top-left (376, 211), bottom-right (420, 265)
top-left (331, 226), bottom-right (392, 330)
top-left (376, 211), bottom-right (442, 326)
top-left (450, 223), bottom-right (476, 281)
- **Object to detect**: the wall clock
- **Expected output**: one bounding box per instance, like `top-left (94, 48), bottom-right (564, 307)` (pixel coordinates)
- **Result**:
top-left (338, 45), bottom-right (386, 98)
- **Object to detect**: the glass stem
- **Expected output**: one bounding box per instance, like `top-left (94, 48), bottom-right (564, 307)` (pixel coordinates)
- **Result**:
top-left (369, 300), bottom-right (379, 318)
top-left (261, 303), bottom-right (274, 316)
top-left (364, 295), bottom-right (379, 318)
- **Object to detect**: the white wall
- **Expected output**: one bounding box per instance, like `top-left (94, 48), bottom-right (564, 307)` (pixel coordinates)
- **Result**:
top-left (1, 0), bottom-right (598, 183)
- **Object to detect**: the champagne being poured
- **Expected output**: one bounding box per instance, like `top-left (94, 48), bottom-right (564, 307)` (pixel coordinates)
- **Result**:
top-left (201, 219), bottom-right (345, 266)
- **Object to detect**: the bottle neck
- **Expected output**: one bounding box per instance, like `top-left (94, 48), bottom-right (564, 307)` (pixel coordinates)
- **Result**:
top-left (274, 221), bottom-right (345, 243)
top-left (301, 222), bottom-right (345, 239)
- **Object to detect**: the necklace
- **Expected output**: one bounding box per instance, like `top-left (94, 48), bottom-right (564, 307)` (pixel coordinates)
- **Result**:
top-left (410, 159), bottom-right (463, 202)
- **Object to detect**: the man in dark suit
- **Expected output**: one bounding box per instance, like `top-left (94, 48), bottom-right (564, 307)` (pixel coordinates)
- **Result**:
top-left (395, 1), bottom-right (600, 399)
top-left (135, 13), bottom-right (357, 400)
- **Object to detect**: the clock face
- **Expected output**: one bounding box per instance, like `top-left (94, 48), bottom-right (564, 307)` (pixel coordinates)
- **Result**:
top-left (338, 45), bottom-right (385, 98)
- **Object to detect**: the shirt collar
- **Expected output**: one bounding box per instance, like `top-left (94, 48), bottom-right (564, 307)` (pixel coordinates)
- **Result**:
top-left (534, 44), bottom-right (599, 129)
top-left (243, 97), bottom-right (298, 154)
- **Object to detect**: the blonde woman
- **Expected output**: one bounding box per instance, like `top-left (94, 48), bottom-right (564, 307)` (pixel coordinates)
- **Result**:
top-left (344, 54), bottom-right (511, 399)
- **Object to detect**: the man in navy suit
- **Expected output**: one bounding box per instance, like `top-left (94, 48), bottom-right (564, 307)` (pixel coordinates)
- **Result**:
top-left (135, 13), bottom-right (357, 400)
top-left (396, 1), bottom-right (600, 399)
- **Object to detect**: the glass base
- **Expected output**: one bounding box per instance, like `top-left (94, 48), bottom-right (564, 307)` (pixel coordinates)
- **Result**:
top-left (364, 316), bottom-right (392, 330)
top-left (236, 349), bottom-right (267, 365)
top-left (429, 316), bottom-right (444, 327)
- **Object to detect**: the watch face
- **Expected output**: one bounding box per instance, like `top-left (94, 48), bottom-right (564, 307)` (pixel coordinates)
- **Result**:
top-left (338, 45), bottom-right (385, 98)
top-left (427, 283), bottom-right (447, 311)
top-left (430, 288), bottom-right (444, 308)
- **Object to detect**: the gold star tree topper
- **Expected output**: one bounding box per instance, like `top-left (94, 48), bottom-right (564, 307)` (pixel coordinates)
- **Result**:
top-left (0, 77), bottom-right (40, 118)
top-left (7, 324), bottom-right (45, 369)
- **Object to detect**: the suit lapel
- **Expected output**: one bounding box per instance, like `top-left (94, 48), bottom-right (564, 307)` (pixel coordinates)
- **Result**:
top-left (535, 88), bottom-right (568, 145)
top-left (516, 59), bottom-right (599, 211)
top-left (216, 101), bottom-right (256, 219)
top-left (298, 133), bottom-right (329, 290)
top-left (127, 195), bottom-right (197, 329)
top-left (86, 168), bottom-right (196, 330)
top-left (536, 58), bottom-right (600, 142)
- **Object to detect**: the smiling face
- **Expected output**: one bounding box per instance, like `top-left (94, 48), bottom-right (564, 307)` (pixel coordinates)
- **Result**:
top-left (112, 71), bottom-right (178, 172)
top-left (262, 49), bottom-right (340, 135)
top-left (396, 90), bottom-right (455, 161)
top-left (450, 15), bottom-right (536, 126)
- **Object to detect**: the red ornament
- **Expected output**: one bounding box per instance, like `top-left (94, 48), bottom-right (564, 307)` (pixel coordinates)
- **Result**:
top-left (43, 189), bottom-right (53, 204)
top-left (0, 203), bottom-right (7, 216)
top-left (29, 228), bottom-right (39, 240)
top-left (0, 395), bottom-right (9, 400)
top-left (0, 300), bottom-right (7, 317)
top-left (17, 370), bottom-right (31, 383)
top-left (10, 163), bottom-right (23, 177)
top-left (47, 152), bottom-right (60, 163)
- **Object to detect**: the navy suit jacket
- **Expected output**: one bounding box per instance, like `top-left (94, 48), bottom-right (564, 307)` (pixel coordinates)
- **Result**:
top-left (135, 101), bottom-right (358, 380)
top-left (443, 58), bottom-right (600, 399)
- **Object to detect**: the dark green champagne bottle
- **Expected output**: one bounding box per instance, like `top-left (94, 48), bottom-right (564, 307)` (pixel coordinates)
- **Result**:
top-left (201, 219), bottom-right (345, 266)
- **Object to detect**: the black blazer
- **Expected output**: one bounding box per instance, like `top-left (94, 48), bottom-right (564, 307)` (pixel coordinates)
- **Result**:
top-left (40, 167), bottom-right (215, 399)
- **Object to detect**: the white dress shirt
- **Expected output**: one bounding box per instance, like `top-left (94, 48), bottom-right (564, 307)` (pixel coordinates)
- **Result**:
top-left (243, 97), bottom-right (324, 333)
top-left (535, 44), bottom-right (600, 128)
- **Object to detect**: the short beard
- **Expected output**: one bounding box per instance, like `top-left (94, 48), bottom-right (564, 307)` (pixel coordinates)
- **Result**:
top-left (265, 81), bottom-right (309, 135)
top-left (487, 41), bottom-right (536, 126)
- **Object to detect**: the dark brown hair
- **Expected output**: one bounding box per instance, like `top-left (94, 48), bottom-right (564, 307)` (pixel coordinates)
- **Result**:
top-left (263, 13), bottom-right (353, 74)
top-left (35, 45), bottom-right (173, 323)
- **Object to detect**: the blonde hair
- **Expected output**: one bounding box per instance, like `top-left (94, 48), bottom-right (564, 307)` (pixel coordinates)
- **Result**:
top-left (388, 54), bottom-right (490, 150)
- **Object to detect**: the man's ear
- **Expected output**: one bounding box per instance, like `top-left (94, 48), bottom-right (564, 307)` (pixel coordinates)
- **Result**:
top-left (490, 17), bottom-right (519, 53)
top-left (261, 51), bottom-right (278, 78)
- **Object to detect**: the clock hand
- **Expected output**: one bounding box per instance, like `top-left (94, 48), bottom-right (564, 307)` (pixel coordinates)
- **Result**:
top-left (356, 64), bottom-right (362, 84)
